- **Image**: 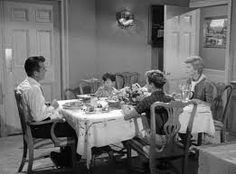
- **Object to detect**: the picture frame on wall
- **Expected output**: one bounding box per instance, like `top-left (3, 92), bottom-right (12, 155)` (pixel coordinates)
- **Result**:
top-left (203, 16), bottom-right (227, 48)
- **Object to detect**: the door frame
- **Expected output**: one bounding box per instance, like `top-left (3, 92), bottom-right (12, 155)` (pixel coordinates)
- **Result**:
top-left (190, 0), bottom-right (231, 84)
top-left (0, 0), bottom-right (70, 91)
top-left (0, 0), bottom-right (69, 136)
top-left (190, 0), bottom-right (229, 8)
top-left (0, 0), bottom-right (5, 136)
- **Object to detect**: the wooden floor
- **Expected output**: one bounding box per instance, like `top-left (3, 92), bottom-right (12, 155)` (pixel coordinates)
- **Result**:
top-left (3, 133), bottom-right (236, 174)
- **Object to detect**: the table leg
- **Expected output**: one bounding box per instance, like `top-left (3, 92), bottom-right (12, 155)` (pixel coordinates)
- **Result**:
top-left (198, 133), bottom-right (202, 146)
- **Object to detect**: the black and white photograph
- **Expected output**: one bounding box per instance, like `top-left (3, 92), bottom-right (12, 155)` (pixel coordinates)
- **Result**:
top-left (0, 0), bottom-right (236, 174)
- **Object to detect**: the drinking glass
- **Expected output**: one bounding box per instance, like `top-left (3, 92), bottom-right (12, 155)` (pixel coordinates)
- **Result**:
top-left (179, 82), bottom-right (191, 101)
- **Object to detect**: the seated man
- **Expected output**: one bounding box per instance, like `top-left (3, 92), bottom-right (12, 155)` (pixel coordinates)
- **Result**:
top-left (95, 72), bottom-right (118, 98)
top-left (17, 56), bottom-right (80, 167)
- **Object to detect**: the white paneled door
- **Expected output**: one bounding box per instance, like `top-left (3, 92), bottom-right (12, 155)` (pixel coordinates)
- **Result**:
top-left (164, 6), bottom-right (200, 93)
top-left (2, 1), bottom-right (61, 135)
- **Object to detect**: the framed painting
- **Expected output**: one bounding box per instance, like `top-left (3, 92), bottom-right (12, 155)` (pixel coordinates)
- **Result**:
top-left (203, 16), bottom-right (227, 48)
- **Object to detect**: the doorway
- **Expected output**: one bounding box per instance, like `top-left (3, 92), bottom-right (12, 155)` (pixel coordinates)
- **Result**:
top-left (150, 5), bottom-right (164, 71)
top-left (0, 0), bottom-right (62, 136)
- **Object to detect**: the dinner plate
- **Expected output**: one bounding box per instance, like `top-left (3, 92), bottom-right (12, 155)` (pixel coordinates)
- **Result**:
top-left (77, 94), bottom-right (91, 100)
top-left (100, 110), bottom-right (110, 113)
top-left (62, 101), bottom-right (83, 110)
top-left (85, 111), bottom-right (97, 114)
top-left (63, 106), bottom-right (82, 110)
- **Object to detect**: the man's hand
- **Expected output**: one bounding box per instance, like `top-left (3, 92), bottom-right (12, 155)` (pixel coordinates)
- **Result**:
top-left (51, 99), bottom-right (59, 109)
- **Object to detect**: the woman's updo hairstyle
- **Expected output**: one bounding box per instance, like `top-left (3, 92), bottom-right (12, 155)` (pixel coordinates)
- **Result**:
top-left (184, 55), bottom-right (205, 75)
top-left (145, 70), bottom-right (166, 89)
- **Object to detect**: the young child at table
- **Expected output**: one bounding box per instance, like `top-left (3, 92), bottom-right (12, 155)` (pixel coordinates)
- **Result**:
top-left (95, 72), bottom-right (118, 98)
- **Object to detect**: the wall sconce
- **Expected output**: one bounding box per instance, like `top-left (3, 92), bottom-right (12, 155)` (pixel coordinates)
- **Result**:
top-left (116, 9), bottom-right (134, 29)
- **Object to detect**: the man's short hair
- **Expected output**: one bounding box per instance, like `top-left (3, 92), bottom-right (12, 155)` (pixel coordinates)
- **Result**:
top-left (24, 56), bottom-right (46, 77)
top-left (145, 70), bottom-right (166, 88)
top-left (102, 73), bottom-right (116, 82)
top-left (184, 55), bottom-right (205, 74)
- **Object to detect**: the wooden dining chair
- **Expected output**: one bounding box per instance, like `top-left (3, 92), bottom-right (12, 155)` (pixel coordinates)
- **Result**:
top-left (125, 100), bottom-right (197, 174)
top-left (120, 72), bottom-right (140, 87)
top-left (115, 73), bottom-right (125, 89)
top-left (79, 78), bottom-right (102, 94)
top-left (211, 83), bottom-right (233, 143)
top-left (64, 87), bottom-right (81, 99)
top-left (14, 89), bottom-right (77, 173)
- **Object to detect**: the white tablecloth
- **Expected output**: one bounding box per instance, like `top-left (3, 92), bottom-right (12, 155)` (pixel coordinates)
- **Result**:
top-left (58, 100), bottom-right (144, 168)
top-left (179, 103), bottom-right (215, 136)
top-left (58, 100), bottom-right (215, 167)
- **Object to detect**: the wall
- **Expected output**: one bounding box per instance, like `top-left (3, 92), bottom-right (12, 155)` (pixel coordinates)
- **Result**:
top-left (199, 5), bottom-right (227, 70)
top-left (67, 0), bottom-right (189, 87)
top-left (0, 0), bottom-right (3, 136)
top-left (231, 0), bottom-right (236, 81)
top-left (95, 0), bottom-right (188, 83)
top-left (229, 0), bottom-right (236, 133)
top-left (95, 0), bottom-right (151, 82)
top-left (67, 0), bottom-right (97, 87)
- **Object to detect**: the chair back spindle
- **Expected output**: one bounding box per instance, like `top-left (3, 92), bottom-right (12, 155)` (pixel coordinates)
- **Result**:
top-left (120, 72), bottom-right (139, 87)
top-left (14, 89), bottom-right (76, 173)
top-left (14, 89), bottom-right (32, 137)
top-left (79, 78), bottom-right (101, 94)
top-left (149, 100), bottom-right (197, 174)
top-left (115, 73), bottom-right (125, 89)
top-left (211, 83), bottom-right (233, 143)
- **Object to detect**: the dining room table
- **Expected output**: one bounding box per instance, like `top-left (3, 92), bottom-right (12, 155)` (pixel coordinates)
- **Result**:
top-left (58, 98), bottom-right (145, 168)
top-left (57, 97), bottom-right (215, 168)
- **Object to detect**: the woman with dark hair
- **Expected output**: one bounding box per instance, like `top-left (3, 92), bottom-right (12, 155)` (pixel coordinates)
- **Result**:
top-left (122, 69), bottom-right (173, 124)
top-left (184, 56), bottom-right (215, 104)
top-left (95, 72), bottom-right (118, 97)
top-left (122, 70), bottom-right (173, 169)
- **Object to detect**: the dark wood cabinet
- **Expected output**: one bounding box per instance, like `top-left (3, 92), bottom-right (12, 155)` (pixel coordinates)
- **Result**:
top-left (149, 5), bottom-right (164, 47)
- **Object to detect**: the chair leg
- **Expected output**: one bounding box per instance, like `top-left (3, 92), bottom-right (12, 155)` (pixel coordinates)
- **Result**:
top-left (18, 140), bottom-right (27, 172)
top-left (27, 146), bottom-right (34, 174)
top-left (197, 133), bottom-right (202, 146)
top-left (221, 130), bottom-right (226, 143)
top-left (71, 144), bottom-right (76, 170)
top-left (107, 150), bottom-right (114, 162)
top-left (183, 153), bottom-right (189, 174)
top-left (124, 143), bottom-right (132, 169)
top-left (149, 157), bottom-right (160, 174)
top-left (90, 154), bottom-right (96, 169)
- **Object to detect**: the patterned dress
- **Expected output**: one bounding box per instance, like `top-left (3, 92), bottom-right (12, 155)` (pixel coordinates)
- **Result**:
top-left (187, 76), bottom-right (215, 103)
top-left (135, 90), bottom-right (173, 134)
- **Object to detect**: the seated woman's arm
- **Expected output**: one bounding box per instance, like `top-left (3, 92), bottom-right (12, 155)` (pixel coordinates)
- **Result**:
top-left (204, 81), bottom-right (215, 104)
top-left (95, 86), bottom-right (103, 97)
top-left (121, 105), bottom-right (140, 120)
